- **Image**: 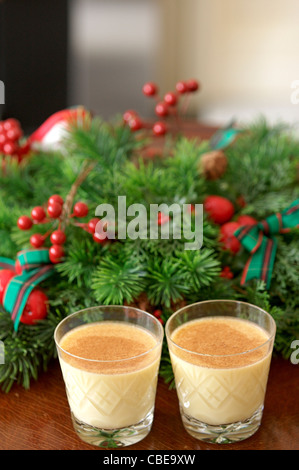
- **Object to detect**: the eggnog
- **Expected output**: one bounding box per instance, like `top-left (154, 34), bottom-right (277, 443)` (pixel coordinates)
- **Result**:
top-left (169, 316), bottom-right (272, 426)
top-left (58, 321), bottom-right (161, 429)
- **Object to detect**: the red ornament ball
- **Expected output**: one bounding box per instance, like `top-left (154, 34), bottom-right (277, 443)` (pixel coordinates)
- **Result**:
top-left (20, 289), bottom-right (49, 325)
top-left (31, 206), bottom-right (46, 222)
top-left (0, 269), bottom-right (15, 305)
top-left (17, 215), bottom-right (33, 230)
top-left (30, 233), bottom-right (45, 248)
top-left (204, 195), bottom-right (235, 225)
top-left (237, 215), bottom-right (257, 226)
top-left (47, 202), bottom-right (62, 218)
top-left (50, 230), bottom-right (66, 245)
top-left (219, 221), bottom-right (241, 254)
top-left (142, 82), bottom-right (158, 97)
top-left (73, 202), bottom-right (89, 218)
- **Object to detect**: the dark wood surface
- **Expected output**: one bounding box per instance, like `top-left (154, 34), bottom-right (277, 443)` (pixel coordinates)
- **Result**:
top-left (0, 356), bottom-right (298, 450)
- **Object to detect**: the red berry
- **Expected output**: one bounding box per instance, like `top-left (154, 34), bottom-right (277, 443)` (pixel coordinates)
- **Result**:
top-left (153, 121), bottom-right (167, 136)
top-left (157, 212), bottom-right (170, 225)
top-left (30, 233), bottom-right (45, 248)
top-left (153, 309), bottom-right (162, 318)
top-left (128, 116), bottom-right (143, 132)
top-left (186, 79), bottom-right (199, 92)
top-left (3, 118), bottom-right (20, 131)
top-left (48, 194), bottom-right (64, 206)
top-left (50, 230), bottom-right (66, 245)
top-left (6, 127), bottom-right (22, 142)
top-left (176, 80), bottom-right (188, 94)
top-left (49, 244), bottom-right (64, 263)
top-left (0, 270), bottom-right (15, 305)
top-left (93, 231), bottom-right (107, 244)
top-left (0, 133), bottom-right (7, 145)
top-left (31, 206), bottom-right (46, 222)
top-left (237, 215), bottom-right (257, 226)
top-left (220, 266), bottom-right (234, 280)
top-left (164, 92), bottom-right (177, 106)
top-left (142, 82), bottom-right (158, 97)
top-left (73, 202), bottom-right (89, 218)
top-left (237, 195), bottom-right (247, 208)
top-left (47, 202), bottom-right (62, 218)
top-left (17, 215), bottom-right (33, 230)
top-left (87, 218), bottom-right (101, 234)
top-left (3, 140), bottom-right (18, 155)
top-left (220, 222), bottom-right (242, 254)
top-left (155, 102), bottom-right (168, 117)
top-left (204, 195), bottom-right (235, 225)
top-left (123, 110), bottom-right (137, 123)
top-left (20, 289), bottom-right (48, 325)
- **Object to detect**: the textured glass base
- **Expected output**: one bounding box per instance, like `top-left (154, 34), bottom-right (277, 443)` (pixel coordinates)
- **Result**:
top-left (71, 409), bottom-right (154, 448)
top-left (181, 405), bottom-right (264, 444)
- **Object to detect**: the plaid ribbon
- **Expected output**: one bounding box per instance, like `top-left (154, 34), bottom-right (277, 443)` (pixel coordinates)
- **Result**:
top-left (210, 120), bottom-right (242, 150)
top-left (234, 200), bottom-right (299, 289)
top-left (0, 249), bottom-right (54, 331)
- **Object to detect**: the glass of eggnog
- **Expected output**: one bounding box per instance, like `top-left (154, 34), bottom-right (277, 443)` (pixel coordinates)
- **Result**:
top-left (166, 300), bottom-right (276, 444)
top-left (54, 305), bottom-right (164, 448)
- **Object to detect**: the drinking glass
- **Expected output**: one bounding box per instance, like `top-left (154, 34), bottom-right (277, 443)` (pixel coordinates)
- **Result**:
top-left (54, 305), bottom-right (164, 448)
top-left (166, 300), bottom-right (276, 444)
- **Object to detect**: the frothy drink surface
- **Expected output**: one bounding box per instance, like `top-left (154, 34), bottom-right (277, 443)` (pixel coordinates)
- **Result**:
top-left (171, 316), bottom-right (270, 368)
top-left (58, 321), bottom-right (161, 429)
top-left (169, 316), bottom-right (273, 425)
top-left (60, 322), bottom-right (157, 374)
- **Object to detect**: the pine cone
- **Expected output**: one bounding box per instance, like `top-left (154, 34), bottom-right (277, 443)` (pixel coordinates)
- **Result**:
top-left (199, 150), bottom-right (228, 180)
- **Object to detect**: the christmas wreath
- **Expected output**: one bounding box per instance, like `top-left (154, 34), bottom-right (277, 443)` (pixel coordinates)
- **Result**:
top-left (0, 80), bottom-right (298, 392)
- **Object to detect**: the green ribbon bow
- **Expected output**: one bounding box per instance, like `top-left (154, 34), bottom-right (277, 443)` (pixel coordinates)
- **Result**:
top-left (234, 200), bottom-right (299, 289)
top-left (0, 248), bottom-right (54, 331)
top-left (210, 119), bottom-right (242, 150)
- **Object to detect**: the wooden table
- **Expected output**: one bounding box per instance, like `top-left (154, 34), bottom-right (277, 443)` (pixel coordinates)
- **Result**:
top-left (0, 356), bottom-right (298, 450)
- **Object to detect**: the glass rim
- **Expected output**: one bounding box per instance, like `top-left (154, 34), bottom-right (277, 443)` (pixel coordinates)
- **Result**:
top-left (54, 305), bottom-right (164, 364)
top-left (165, 299), bottom-right (276, 359)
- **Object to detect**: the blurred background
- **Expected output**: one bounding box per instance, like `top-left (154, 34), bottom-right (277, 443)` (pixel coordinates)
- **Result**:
top-left (1, 0), bottom-right (299, 133)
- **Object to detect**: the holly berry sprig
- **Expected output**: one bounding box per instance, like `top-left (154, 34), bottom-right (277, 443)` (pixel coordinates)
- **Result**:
top-left (17, 194), bottom-right (107, 264)
top-left (123, 78), bottom-right (200, 137)
top-left (0, 118), bottom-right (30, 163)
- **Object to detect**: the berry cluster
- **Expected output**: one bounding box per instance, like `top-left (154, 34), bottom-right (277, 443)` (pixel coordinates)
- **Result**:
top-left (0, 118), bottom-right (30, 162)
top-left (16, 195), bottom-right (100, 264)
top-left (123, 79), bottom-right (200, 137)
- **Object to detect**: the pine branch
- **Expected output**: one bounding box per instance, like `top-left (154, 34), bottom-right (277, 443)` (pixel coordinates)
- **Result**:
top-left (91, 251), bottom-right (147, 305)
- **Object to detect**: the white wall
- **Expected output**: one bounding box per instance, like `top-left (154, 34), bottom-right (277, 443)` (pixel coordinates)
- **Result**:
top-left (158, 0), bottom-right (299, 125)
top-left (69, 0), bottom-right (299, 125)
